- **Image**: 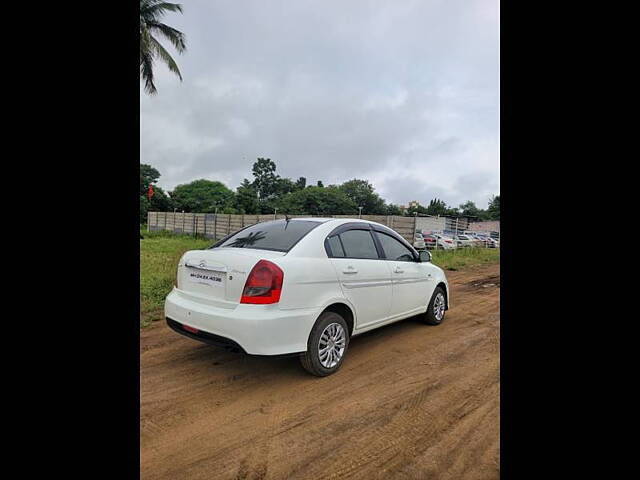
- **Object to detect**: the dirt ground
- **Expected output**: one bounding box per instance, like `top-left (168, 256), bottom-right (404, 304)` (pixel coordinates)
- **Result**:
top-left (141, 262), bottom-right (500, 479)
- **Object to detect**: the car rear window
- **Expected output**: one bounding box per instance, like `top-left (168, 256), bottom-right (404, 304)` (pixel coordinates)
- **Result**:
top-left (214, 220), bottom-right (321, 252)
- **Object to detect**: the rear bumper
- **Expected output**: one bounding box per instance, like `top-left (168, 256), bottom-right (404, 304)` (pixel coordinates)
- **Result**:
top-left (166, 317), bottom-right (247, 353)
top-left (164, 288), bottom-right (321, 355)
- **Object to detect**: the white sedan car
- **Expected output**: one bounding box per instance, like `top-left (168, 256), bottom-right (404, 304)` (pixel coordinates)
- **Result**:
top-left (413, 232), bottom-right (426, 250)
top-left (431, 233), bottom-right (457, 250)
top-left (165, 218), bottom-right (449, 376)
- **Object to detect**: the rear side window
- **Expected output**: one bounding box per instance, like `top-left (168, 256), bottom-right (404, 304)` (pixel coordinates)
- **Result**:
top-left (326, 236), bottom-right (345, 257)
top-left (338, 230), bottom-right (379, 259)
top-left (214, 220), bottom-right (320, 252)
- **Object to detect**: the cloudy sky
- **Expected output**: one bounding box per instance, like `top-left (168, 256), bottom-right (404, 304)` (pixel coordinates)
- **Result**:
top-left (141, 0), bottom-right (499, 208)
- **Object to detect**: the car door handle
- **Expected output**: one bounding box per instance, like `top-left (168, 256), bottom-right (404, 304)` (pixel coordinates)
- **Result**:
top-left (343, 266), bottom-right (358, 274)
top-left (394, 267), bottom-right (404, 273)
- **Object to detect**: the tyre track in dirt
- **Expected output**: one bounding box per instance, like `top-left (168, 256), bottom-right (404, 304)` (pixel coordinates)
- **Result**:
top-left (141, 262), bottom-right (500, 479)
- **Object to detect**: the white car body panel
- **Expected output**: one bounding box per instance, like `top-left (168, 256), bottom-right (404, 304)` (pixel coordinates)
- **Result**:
top-left (165, 218), bottom-right (449, 356)
top-left (329, 257), bottom-right (393, 329)
top-left (388, 259), bottom-right (434, 318)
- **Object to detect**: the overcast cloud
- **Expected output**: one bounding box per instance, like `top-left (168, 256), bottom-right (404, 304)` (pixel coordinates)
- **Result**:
top-left (140, 0), bottom-right (499, 208)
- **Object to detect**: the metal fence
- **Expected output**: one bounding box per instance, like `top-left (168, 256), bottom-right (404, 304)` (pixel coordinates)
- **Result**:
top-left (146, 211), bottom-right (499, 250)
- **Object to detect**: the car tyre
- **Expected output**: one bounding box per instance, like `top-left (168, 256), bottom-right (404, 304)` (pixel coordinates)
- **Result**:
top-left (423, 286), bottom-right (447, 325)
top-left (300, 311), bottom-right (350, 377)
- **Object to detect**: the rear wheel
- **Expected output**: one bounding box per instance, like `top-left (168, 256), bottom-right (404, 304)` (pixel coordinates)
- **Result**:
top-left (423, 287), bottom-right (446, 325)
top-left (300, 311), bottom-right (350, 377)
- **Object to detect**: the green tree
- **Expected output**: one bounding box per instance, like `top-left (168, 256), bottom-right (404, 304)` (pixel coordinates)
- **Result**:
top-left (235, 179), bottom-right (259, 214)
top-left (248, 158), bottom-right (305, 211)
top-left (425, 198), bottom-right (449, 216)
top-left (275, 177), bottom-right (297, 196)
top-left (170, 179), bottom-right (235, 212)
top-left (140, 164), bottom-right (160, 195)
top-left (445, 206), bottom-right (460, 216)
top-left (251, 158), bottom-right (279, 200)
top-left (458, 200), bottom-right (489, 220)
top-left (140, 163), bottom-right (174, 222)
top-left (458, 200), bottom-right (479, 217)
top-left (140, 195), bottom-right (150, 224)
top-left (385, 203), bottom-right (404, 215)
top-left (140, 0), bottom-right (187, 95)
top-left (149, 185), bottom-right (174, 212)
top-left (486, 195), bottom-right (500, 220)
top-left (280, 186), bottom-right (356, 215)
top-left (339, 179), bottom-right (387, 214)
top-left (317, 180), bottom-right (324, 188)
top-left (295, 177), bottom-right (307, 190)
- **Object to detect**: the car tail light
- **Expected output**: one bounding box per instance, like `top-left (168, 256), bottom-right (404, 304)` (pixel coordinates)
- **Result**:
top-left (240, 259), bottom-right (284, 304)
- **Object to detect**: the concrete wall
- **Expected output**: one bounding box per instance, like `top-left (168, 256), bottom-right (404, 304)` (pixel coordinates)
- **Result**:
top-left (415, 216), bottom-right (446, 233)
top-left (467, 221), bottom-right (500, 233)
top-left (147, 212), bottom-right (420, 244)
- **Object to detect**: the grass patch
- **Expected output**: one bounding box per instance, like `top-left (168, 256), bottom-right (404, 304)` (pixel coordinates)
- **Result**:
top-left (140, 229), bottom-right (213, 327)
top-left (431, 247), bottom-right (500, 271)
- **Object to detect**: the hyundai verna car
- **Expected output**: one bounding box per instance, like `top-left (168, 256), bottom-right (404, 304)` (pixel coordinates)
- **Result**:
top-left (165, 218), bottom-right (449, 376)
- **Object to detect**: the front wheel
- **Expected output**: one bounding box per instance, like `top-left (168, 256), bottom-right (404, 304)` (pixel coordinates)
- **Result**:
top-left (300, 312), bottom-right (350, 377)
top-left (423, 287), bottom-right (447, 325)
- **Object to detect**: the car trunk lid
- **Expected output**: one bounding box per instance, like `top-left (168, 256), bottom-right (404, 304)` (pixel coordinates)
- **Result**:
top-left (178, 248), bottom-right (285, 307)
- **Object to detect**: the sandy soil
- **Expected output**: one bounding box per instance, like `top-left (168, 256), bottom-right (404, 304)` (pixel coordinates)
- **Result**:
top-left (141, 262), bottom-right (500, 479)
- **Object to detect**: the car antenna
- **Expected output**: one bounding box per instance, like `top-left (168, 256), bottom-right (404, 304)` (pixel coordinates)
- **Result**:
top-left (284, 214), bottom-right (290, 229)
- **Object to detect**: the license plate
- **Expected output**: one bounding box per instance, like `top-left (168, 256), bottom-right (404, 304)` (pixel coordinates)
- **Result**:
top-left (187, 268), bottom-right (225, 288)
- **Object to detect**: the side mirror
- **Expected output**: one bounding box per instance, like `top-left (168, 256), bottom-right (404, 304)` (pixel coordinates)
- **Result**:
top-left (419, 250), bottom-right (432, 263)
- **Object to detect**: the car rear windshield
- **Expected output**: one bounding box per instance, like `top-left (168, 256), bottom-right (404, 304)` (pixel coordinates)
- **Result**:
top-left (213, 220), bottom-right (321, 252)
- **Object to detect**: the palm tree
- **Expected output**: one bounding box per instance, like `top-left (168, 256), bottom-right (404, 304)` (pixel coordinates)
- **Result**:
top-left (140, 0), bottom-right (187, 95)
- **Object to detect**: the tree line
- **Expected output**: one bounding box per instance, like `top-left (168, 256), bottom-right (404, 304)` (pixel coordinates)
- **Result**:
top-left (140, 158), bottom-right (500, 223)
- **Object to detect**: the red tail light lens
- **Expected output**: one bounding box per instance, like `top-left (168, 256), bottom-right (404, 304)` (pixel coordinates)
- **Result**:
top-left (240, 259), bottom-right (284, 304)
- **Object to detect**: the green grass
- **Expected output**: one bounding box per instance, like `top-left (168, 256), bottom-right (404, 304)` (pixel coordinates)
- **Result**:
top-left (431, 247), bottom-right (500, 271)
top-left (140, 229), bottom-right (213, 327)
top-left (139, 229), bottom-right (500, 327)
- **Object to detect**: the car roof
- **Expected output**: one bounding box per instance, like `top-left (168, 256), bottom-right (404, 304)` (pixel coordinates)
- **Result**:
top-left (298, 217), bottom-right (374, 223)
top-left (254, 217), bottom-right (397, 230)
top-left (273, 217), bottom-right (332, 223)
top-left (291, 217), bottom-right (395, 228)
top-left (281, 217), bottom-right (372, 223)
